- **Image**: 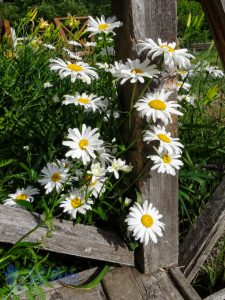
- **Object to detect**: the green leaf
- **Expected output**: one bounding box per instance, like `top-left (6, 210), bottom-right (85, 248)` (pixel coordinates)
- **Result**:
top-left (186, 13), bottom-right (192, 29)
top-left (60, 265), bottom-right (110, 290)
top-left (0, 159), bottom-right (15, 168)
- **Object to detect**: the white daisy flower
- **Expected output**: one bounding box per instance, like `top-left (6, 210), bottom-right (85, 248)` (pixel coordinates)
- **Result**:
top-left (96, 147), bottom-right (114, 166)
top-left (44, 82), bottom-right (53, 88)
top-left (107, 158), bottom-right (126, 179)
top-left (4, 186), bottom-right (39, 206)
top-left (143, 125), bottom-right (183, 154)
top-left (62, 92), bottom-right (104, 112)
top-left (43, 43), bottom-right (56, 50)
top-left (138, 38), bottom-right (194, 70)
top-left (177, 95), bottom-right (195, 106)
top-left (176, 81), bottom-right (191, 91)
top-left (85, 42), bottom-right (97, 47)
top-left (85, 175), bottom-right (106, 198)
top-left (112, 58), bottom-right (159, 85)
top-left (125, 200), bottom-right (165, 245)
top-left (68, 40), bottom-right (82, 47)
top-left (109, 60), bottom-right (126, 76)
top-left (177, 69), bottom-right (189, 80)
top-left (96, 62), bottom-right (110, 72)
top-left (56, 158), bottom-right (72, 170)
top-left (62, 124), bottom-right (104, 165)
top-left (38, 163), bottom-right (70, 194)
top-left (62, 47), bottom-right (83, 60)
top-left (87, 162), bottom-right (106, 182)
top-left (87, 15), bottom-right (122, 36)
top-left (60, 189), bottom-right (93, 219)
top-left (134, 89), bottom-right (183, 125)
top-left (49, 58), bottom-right (98, 84)
top-left (149, 148), bottom-right (183, 176)
top-left (124, 197), bottom-right (132, 206)
top-left (205, 66), bottom-right (224, 78)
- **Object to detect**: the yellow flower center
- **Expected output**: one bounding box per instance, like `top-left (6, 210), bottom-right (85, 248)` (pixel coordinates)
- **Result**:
top-left (51, 172), bottom-right (61, 182)
top-left (178, 70), bottom-right (187, 75)
top-left (162, 154), bottom-right (172, 164)
top-left (71, 197), bottom-right (82, 208)
top-left (98, 23), bottom-right (109, 31)
top-left (176, 82), bottom-right (182, 87)
top-left (16, 194), bottom-right (28, 201)
top-left (148, 99), bottom-right (166, 110)
top-left (131, 68), bottom-right (143, 74)
top-left (157, 134), bottom-right (171, 143)
top-left (78, 97), bottom-right (90, 104)
top-left (84, 175), bottom-right (97, 187)
top-left (79, 139), bottom-right (89, 150)
top-left (67, 64), bottom-right (83, 72)
top-left (141, 214), bottom-right (154, 228)
top-left (160, 45), bottom-right (175, 52)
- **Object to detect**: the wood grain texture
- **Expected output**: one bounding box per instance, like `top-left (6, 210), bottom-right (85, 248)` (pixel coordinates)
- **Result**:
top-left (19, 267), bottom-right (107, 300)
top-left (204, 288), bottom-right (225, 300)
top-left (102, 266), bottom-right (183, 300)
top-left (112, 0), bottom-right (178, 274)
top-left (200, 0), bottom-right (225, 69)
top-left (179, 176), bottom-right (225, 282)
top-left (169, 267), bottom-right (201, 300)
top-left (3, 20), bottom-right (12, 45)
top-left (0, 205), bottom-right (134, 266)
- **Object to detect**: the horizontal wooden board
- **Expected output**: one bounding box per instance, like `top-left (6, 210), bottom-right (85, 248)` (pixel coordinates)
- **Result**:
top-left (0, 205), bottom-right (134, 266)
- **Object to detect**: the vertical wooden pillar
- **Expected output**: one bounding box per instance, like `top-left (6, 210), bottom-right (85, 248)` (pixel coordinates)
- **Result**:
top-left (200, 0), bottom-right (225, 70)
top-left (112, 0), bottom-right (178, 273)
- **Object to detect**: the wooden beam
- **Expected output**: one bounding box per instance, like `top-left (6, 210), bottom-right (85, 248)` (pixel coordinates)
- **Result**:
top-left (0, 205), bottom-right (134, 266)
top-left (112, 0), bottom-right (178, 274)
top-left (179, 176), bottom-right (225, 282)
top-left (200, 0), bottom-right (225, 70)
top-left (169, 267), bottom-right (201, 300)
top-left (102, 267), bottom-right (184, 300)
top-left (204, 288), bottom-right (225, 300)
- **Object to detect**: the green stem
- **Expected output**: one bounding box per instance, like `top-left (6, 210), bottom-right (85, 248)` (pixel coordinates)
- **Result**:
top-left (128, 82), bottom-right (137, 131)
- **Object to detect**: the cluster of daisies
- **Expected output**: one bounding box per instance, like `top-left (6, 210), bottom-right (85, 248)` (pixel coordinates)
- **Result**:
top-left (4, 15), bottom-right (195, 246)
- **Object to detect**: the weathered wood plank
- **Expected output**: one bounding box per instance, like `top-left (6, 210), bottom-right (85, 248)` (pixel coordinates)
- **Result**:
top-left (200, 0), bottom-right (225, 69)
top-left (4, 19), bottom-right (12, 44)
top-left (0, 205), bottom-right (134, 266)
top-left (179, 176), bottom-right (225, 282)
top-left (18, 267), bottom-right (107, 300)
top-left (54, 18), bottom-right (68, 44)
top-left (204, 288), bottom-right (225, 300)
top-left (102, 266), bottom-right (184, 300)
top-left (169, 267), bottom-right (201, 300)
top-left (0, 18), bottom-right (3, 42)
top-left (112, 0), bottom-right (178, 274)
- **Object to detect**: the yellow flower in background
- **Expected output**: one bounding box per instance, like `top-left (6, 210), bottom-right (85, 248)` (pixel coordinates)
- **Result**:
top-left (39, 18), bottom-right (50, 30)
top-left (65, 14), bottom-right (80, 29)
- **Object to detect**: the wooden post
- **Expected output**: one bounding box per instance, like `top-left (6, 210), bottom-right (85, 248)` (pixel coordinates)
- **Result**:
top-left (112, 0), bottom-right (178, 274)
top-left (200, 0), bottom-right (225, 70)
